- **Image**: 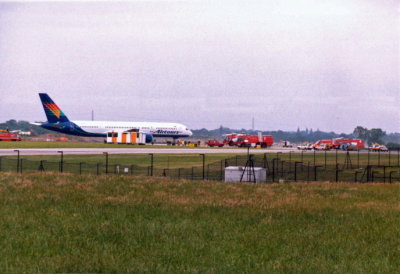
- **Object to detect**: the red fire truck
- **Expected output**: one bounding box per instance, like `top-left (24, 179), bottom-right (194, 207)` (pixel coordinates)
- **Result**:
top-left (223, 133), bottom-right (274, 148)
top-left (332, 138), bottom-right (364, 150)
top-left (0, 130), bottom-right (22, 141)
top-left (205, 139), bottom-right (224, 147)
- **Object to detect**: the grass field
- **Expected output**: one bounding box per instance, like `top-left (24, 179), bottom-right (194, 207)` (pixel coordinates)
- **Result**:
top-left (1, 150), bottom-right (398, 168)
top-left (0, 173), bottom-right (399, 272)
top-left (1, 151), bottom-right (399, 182)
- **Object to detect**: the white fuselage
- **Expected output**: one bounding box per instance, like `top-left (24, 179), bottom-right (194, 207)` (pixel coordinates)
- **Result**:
top-left (73, 120), bottom-right (193, 138)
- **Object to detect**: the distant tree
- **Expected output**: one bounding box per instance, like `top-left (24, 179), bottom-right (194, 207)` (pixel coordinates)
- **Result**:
top-left (369, 128), bottom-right (386, 145)
top-left (386, 142), bottom-right (400, 150)
top-left (0, 120), bottom-right (50, 136)
top-left (353, 126), bottom-right (369, 140)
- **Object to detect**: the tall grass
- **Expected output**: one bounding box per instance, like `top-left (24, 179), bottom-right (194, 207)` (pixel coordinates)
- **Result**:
top-left (0, 173), bottom-right (398, 272)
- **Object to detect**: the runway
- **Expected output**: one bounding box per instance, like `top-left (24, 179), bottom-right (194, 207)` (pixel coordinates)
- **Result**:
top-left (0, 147), bottom-right (364, 156)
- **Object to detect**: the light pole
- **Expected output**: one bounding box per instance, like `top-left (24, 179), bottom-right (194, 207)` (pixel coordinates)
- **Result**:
top-left (103, 152), bottom-right (109, 174)
top-left (14, 150), bottom-right (20, 173)
top-left (200, 154), bottom-right (205, 180)
top-left (149, 154), bottom-right (153, 176)
top-left (58, 151), bottom-right (64, 173)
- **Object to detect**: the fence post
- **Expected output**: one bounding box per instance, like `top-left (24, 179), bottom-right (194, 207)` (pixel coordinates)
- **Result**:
top-left (191, 167), bottom-right (194, 180)
top-left (178, 168), bottom-right (181, 179)
top-left (388, 150), bottom-right (391, 166)
top-left (130, 164), bottom-right (134, 175)
top-left (335, 164), bottom-right (339, 182)
top-left (383, 166), bottom-right (386, 183)
top-left (200, 154), bottom-right (205, 180)
top-left (398, 148), bottom-right (400, 166)
top-left (14, 150), bottom-right (20, 173)
top-left (372, 171), bottom-right (377, 182)
top-left (20, 159), bottom-right (23, 174)
top-left (314, 166), bottom-right (322, 181)
top-left (207, 164), bottom-right (209, 180)
top-left (368, 150), bottom-right (370, 166)
top-left (79, 162), bottom-right (83, 175)
top-left (97, 163), bottom-right (100, 175)
top-left (324, 150), bottom-right (327, 168)
top-left (378, 151), bottom-right (381, 166)
top-left (281, 161), bottom-right (285, 177)
top-left (314, 150), bottom-right (316, 166)
top-left (220, 160), bottom-right (223, 180)
top-left (272, 158), bottom-right (276, 182)
top-left (366, 165), bottom-right (371, 182)
top-left (149, 154), bottom-right (154, 176)
top-left (0, 156), bottom-right (2, 172)
top-left (294, 162), bottom-right (302, 182)
top-left (263, 153), bottom-right (267, 168)
top-left (58, 151), bottom-right (63, 173)
top-left (357, 150), bottom-right (360, 169)
top-left (103, 152), bottom-right (109, 174)
top-left (335, 149), bottom-right (338, 166)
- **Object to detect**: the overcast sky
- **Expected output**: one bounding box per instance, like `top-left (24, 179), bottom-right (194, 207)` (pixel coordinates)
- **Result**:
top-left (0, 0), bottom-right (399, 133)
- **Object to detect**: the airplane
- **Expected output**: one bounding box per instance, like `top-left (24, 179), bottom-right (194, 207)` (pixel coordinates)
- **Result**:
top-left (35, 93), bottom-right (193, 143)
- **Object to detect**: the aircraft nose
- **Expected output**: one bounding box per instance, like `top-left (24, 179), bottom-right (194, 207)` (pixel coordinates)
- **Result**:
top-left (188, 130), bottom-right (193, 136)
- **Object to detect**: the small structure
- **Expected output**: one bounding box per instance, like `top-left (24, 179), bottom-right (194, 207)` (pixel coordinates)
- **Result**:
top-left (106, 129), bottom-right (146, 144)
top-left (225, 166), bottom-right (266, 183)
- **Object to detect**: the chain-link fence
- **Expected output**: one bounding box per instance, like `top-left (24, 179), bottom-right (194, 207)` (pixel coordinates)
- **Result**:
top-left (0, 150), bottom-right (399, 183)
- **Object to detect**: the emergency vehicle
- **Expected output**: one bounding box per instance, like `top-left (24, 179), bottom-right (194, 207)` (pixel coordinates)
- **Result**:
top-left (223, 133), bottom-right (274, 148)
top-left (313, 140), bottom-right (333, 150)
top-left (332, 138), bottom-right (364, 150)
top-left (106, 129), bottom-right (146, 145)
top-left (0, 130), bottom-right (22, 141)
top-left (205, 140), bottom-right (224, 147)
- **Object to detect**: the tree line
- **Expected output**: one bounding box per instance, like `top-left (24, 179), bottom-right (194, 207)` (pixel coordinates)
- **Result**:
top-left (1, 120), bottom-right (399, 149)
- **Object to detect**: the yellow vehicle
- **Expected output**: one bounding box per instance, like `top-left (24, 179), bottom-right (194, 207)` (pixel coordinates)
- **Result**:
top-left (368, 143), bottom-right (389, 152)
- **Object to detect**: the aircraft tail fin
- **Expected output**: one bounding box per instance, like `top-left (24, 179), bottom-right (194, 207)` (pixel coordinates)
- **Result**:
top-left (38, 93), bottom-right (70, 123)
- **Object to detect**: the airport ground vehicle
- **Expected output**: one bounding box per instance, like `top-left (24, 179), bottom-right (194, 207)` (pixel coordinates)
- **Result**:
top-left (223, 133), bottom-right (274, 148)
top-left (313, 140), bottom-right (333, 150)
top-left (368, 144), bottom-right (389, 152)
top-left (283, 140), bottom-right (293, 147)
top-left (0, 130), bottom-right (22, 141)
top-left (313, 143), bottom-right (331, 150)
top-left (205, 140), bottom-right (224, 147)
top-left (332, 138), bottom-right (364, 150)
top-left (106, 130), bottom-right (146, 144)
top-left (297, 143), bottom-right (313, 150)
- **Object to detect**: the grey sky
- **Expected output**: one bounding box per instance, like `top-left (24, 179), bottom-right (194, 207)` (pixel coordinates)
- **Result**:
top-left (0, 0), bottom-right (399, 133)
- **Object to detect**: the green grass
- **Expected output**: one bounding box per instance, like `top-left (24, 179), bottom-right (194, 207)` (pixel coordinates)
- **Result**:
top-left (0, 173), bottom-right (399, 272)
top-left (2, 151), bottom-right (398, 168)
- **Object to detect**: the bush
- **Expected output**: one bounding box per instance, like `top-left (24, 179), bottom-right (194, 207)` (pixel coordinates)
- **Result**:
top-left (386, 142), bottom-right (400, 150)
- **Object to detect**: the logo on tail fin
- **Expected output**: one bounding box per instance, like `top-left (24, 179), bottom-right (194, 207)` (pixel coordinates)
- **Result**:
top-left (39, 93), bottom-right (70, 123)
top-left (44, 103), bottom-right (64, 119)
